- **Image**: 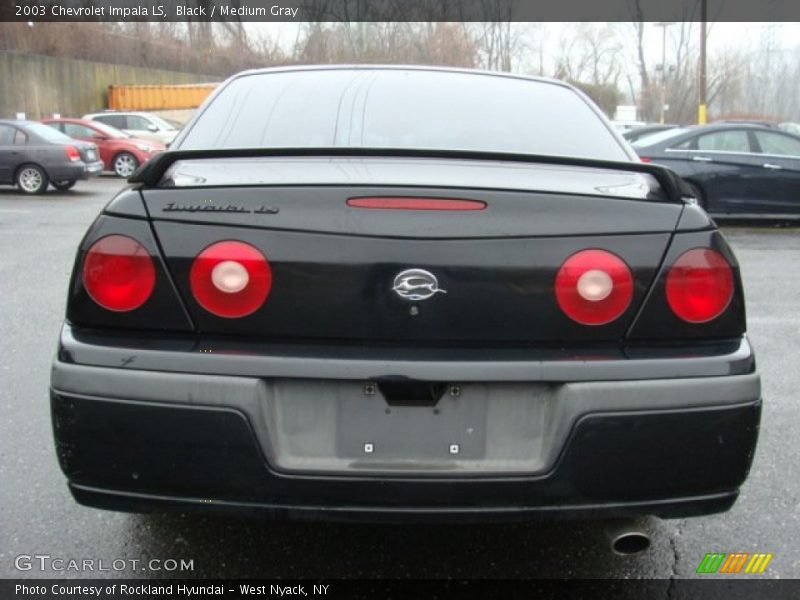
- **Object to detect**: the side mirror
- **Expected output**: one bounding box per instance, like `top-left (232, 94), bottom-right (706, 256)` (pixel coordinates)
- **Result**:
top-left (147, 124), bottom-right (158, 132)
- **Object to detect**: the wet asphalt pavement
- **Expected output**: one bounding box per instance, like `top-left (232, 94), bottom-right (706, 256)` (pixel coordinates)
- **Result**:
top-left (0, 177), bottom-right (797, 581)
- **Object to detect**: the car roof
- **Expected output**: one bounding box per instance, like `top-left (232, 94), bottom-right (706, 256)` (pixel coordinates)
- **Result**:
top-left (227, 64), bottom-right (578, 92)
top-left (716, 119), bottom-right (777, 126)
top-left (637, 124), bottom-right (679, 129)
top-left (641, 122), bottom-right (779, 142)
top-left (43, 117), bottom-right (97, 124)
top-left (673, 122), bottom-right (800, 140)
top-left (85, 111), bottom-right (152, 117)
top-left (683, 122), bottom-right (777, 133)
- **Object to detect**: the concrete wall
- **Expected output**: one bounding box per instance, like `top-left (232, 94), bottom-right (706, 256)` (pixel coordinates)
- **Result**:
top-left (0, 52), bottom-right (219, 119)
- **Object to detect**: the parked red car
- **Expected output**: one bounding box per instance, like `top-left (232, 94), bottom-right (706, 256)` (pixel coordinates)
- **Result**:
top-left (42, 118), bottom-right (165, 178)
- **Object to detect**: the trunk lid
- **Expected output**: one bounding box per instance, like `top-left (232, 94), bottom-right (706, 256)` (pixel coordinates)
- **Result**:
top-left (72, 140), bottom-right (99, 163)
top-left (143, 157), bottom-right (682, 344)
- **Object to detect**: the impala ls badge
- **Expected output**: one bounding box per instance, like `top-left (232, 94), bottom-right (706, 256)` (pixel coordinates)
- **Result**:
top-left (392, 269), bottom-right (447, 301)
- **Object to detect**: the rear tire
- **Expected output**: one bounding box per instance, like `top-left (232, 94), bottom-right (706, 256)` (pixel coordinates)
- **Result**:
top-left (16, 164), bottom-right (49, 195)
top-left (685, 181), bottom-right (707, 210)
top-left (112, 152), bottom-right (139, 178)
top-left (51, 179), bottom-right (76, 192)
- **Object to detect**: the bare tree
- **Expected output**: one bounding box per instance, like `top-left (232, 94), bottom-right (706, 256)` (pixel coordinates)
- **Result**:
top-left (554, 23), bottom-right (622, 86)
top-left (470, 21), bottom-right (525, 71)
top-left (296, 22), bottom-right (478, 67)
top-left (625, 10), bottom-right (657, 120)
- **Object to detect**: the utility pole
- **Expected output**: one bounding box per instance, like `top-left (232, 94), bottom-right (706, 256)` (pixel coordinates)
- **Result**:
top-left (655, 22), bottom-right (674, 124)
top-left (699, 0), bottom-right (708, 123)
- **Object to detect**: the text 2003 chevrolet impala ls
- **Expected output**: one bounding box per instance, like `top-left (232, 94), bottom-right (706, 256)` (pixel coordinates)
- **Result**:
top-left (50, 66), bottom-right (760, 533)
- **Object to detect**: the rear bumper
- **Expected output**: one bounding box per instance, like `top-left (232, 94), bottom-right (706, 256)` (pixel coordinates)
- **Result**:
top-left (51, 327), bottom-right (761, 521)
top-left (49, 161), bottom-right (104, 181)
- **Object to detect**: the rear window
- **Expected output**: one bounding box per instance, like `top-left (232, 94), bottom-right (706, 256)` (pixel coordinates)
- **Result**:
top-left (696, 130), bottom-right (751, 152)
top-left (94, 115), bottom-right (127, 129)
top-left (127, 115), bottom-right (153, 130)
top-left (90, 121), bottom-right (130, 139)
top-left (631, 128), bottom-right (690, 149)
top-left (148, 115), bottom-right (178, 131)
top-left (179, 69), bottom-right (628, 161)
top-left (62, 123), bottom-right (97, 138)
top-left (754, 131), bottom-right (800, 157)
top-left (25, 122), bottom-right (73, 143)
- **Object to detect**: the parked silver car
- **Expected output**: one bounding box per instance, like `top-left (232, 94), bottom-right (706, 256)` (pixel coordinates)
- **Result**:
top-left (0, 120), bottom-right (103, 194)
top-left (82, 111), bottom-right (179, 145)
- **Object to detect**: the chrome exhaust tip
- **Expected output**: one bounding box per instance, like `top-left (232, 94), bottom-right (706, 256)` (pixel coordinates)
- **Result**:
top-left (605, 519), bottom-right (651, 555)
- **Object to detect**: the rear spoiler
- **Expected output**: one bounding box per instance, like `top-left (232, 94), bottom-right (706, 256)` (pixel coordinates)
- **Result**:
top-left (130, 147), bottom-right (689, 203)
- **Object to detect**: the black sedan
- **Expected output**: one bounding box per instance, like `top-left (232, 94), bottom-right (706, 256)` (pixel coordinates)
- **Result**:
top-left (50, 67), bottom-right (759, 551)
top-left (0, 119), bottom-right (103, 194)
top-left (633, 123), bottom-right (800, 215)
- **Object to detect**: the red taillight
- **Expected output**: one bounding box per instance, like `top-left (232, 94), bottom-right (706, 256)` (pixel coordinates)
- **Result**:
top-left (555, 249), bottom-right (634, 325)
top-left (190, 241), bottom-right (272, 318)
top-left (639, 156), bottom-right (652, 163)
top-left (666, 248), bottom-right (733, 323)
top-left (65, 145), bottom-right (81, 162)
top-left (347, 197), bottom-right (486, 211)
top-left (82, 235), bottom-right (156, 312)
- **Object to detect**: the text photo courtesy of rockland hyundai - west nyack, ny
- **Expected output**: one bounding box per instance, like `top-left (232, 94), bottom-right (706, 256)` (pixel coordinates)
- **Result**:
top-left (1, 1), bottom-right (800, 599)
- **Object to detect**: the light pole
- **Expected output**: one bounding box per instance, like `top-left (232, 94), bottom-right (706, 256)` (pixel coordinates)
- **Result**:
top-left (654, 22), bottom-right (674, 124)
top-left (698, 0), bottom-right (708, 123)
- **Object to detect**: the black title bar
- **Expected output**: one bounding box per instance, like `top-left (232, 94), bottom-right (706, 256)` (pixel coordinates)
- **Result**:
top-left (1, 0), bottom-right (799, 22)
top-left (4, 579), bottom-right (800, 600)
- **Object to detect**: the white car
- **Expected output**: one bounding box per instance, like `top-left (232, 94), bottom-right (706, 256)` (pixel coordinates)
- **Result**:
top-left (779, 122), bottom-right (800, 136)
top-left (83, 112), bottom-right (179, 145)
